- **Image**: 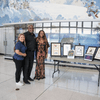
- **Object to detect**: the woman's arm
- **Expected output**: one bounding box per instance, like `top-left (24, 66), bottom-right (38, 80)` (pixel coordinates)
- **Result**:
top-left (15, 50), bottom-right (26, 57)
top-left (45, 40), bottom-right (49, 58)
top-left (45, 49), bottom-right (48, 58)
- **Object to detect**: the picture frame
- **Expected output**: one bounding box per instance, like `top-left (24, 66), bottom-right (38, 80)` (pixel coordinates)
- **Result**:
top-left (63, 43), bottom-right (72, 57)
top-left (84, 54), bottom-right (93, 61)
top-left (86, 46), bottom-right (97, 56)
top-left (51, 43), bottom-right (61, 57)
top-left (74, 45), bottom-right (84, 57)
top-left (94, 47), bottom-right (100, 60)
top-left (67, 50), bottom-right (74, 59)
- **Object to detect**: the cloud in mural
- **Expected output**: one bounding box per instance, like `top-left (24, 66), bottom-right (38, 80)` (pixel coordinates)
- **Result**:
top-left (0, 0), bottom-right (21, 25)
top-left (0, 0), bottom-right (100, 26)
top-left (18, 9), bottom-right (33, 21)
top-left (36, 12), bottom-right (52, 20)
top-left (11, 8), bottom-right (21, 22)
top-left (0, 0), bottom-right (3, 8)
top-left (30, 2), bottom-right (95, 20)
top-left (0, 7), bottom-right (21, 25)
top-left (0, 2), bottom-right (38, 25)
top-left (0, 15), bottom-right (9, 25)
top-left (30, 10), bottom-right (41, 21)
top-left (0, 0), bottom-right (49, 25)
top-left (0, 0), bottom-right (9, 9)
top-left (56, 14), bottom-right (66, 20)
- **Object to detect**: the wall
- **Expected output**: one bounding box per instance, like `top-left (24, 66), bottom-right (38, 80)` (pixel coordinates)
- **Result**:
top-left (0, 0), bottom-right (100, 26)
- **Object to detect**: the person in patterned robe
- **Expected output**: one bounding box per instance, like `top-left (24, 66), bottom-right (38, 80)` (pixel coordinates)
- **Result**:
top-left (34, 30), bottom-right (49, 80)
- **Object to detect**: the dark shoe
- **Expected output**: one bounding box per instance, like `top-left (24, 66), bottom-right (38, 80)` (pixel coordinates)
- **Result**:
top-left (24, 81), bottom-right (31, 84)
top-left (28, 77), bottom-right (34, 81)
top-left (34, 76), bottom-right (36, 79)
top-left (43, 76), bottom-right (45, 79)
top-left (41, 77), bottom-right (45, 79)
top-left (37, 78), bottom-right (40, 80)
top-left (36, 77), bottom-right (40, 80)
top-left (34, 76), bottom-right (40, 80)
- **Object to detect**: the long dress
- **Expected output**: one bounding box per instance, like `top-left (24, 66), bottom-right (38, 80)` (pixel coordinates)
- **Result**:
top-left (34, 38), bottom-right (49, 80)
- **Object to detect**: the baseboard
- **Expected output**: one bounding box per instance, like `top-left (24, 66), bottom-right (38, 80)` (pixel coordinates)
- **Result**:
top-left (0, 53), bottom-right (4, 55)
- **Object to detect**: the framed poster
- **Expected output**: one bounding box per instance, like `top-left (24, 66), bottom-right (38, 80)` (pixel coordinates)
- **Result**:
top-left (51, 43), bottom-right (61, 57)
top-left (63, 43), bottom-right (71, 56)
top-left (74, 45), bottom-right (84, 57)
top-left (67, 50), bottom-right (74, 59)
top-left (94, 47), bottom-right (100, 60)
top-left (86, 46), bottom-right (97, 55)
top-left (84, 54), bottom-right (93, 61)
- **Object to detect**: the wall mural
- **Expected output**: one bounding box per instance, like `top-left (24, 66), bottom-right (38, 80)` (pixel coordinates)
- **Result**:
top-left (0, 0), bottom-right (100, 26)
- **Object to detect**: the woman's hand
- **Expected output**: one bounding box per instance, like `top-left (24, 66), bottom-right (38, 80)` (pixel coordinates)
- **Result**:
top-left (45, 54), bottom-right (48, 58)
top-left (22, 53), bottom-right (27, 57)
top-left (15, 50), bottom-right (27, 57)
top-left (45, 49), bottom-right (48, 59)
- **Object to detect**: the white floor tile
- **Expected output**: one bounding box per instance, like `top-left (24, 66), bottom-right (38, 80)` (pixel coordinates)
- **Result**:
top-left (0, 73), bottom-right (13, 83)
top-left (0, 79), bottom-right (15, 98)
top-left (0, 55), bottom-right (100, 100)
top-left (1, 91), bottom-right (37, 100)
top-left (36, 86), bottom-right (73, 100)
top-left (70, 92), bottom-right (100, 100)
top-left (53, 69), bottom-right (100, 95)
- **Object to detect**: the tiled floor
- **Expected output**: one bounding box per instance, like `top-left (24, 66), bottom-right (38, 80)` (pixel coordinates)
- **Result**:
top-left (0, 55), bottom-right (100, 100)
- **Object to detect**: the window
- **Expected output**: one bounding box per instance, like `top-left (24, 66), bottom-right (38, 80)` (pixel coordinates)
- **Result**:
top-left (52, 28), bottom-right (59, 33)
top-left (83, 29), bottom-right (91, 34)
top-left (52, 23), bottom-right (59, 27)
top-left (36, 23), bottom-right (42, 27)
top-left (70, 22), bottom-right (76, 27)
top-left (35, 28), bottom-right (42, 33)
top-left (70, 28), bottom-right (76, 34)
top-left (77, 29), bottom-right (82, 34)
top-left (43, 23), bottom-right (50, 27)
top-left (83, 22), bottom-right (91, 28)
top-left (61, 28), bottom-right (69, 33)
top-left (78, 22), bottom-right (82, 27)
top-left (93, 22), bottom-right (100, 28)
top-left (43, 28), bottom-right (50, 33)
top-left (61, 22), bottom-right (69, 27)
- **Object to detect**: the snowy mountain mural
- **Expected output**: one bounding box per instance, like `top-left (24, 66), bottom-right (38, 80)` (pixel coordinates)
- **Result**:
top-left (0, 0), bottom-right (100, 26)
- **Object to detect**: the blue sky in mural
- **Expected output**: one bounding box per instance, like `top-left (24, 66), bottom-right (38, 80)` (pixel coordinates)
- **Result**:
top-left (0, 0), bottom-right (100, 26)
top-left (95, 0), bottom-right (100, 8)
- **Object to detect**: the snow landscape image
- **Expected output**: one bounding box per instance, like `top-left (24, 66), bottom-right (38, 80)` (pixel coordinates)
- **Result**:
top-left (0, 0), bottom-right (100, 26)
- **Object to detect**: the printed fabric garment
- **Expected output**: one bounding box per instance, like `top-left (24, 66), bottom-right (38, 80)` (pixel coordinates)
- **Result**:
top-left (34, 39), bottom-right (49, 79)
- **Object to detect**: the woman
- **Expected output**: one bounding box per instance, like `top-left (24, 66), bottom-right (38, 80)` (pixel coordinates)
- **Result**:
top-left (13, 33), bottom-right (27, 86)
top-left (34, 30), bottom-right (49, 80)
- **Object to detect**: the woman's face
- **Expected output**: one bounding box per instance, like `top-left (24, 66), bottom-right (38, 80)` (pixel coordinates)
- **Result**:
top-left (40, 31), bottom-right (44, 38)
top-left (19, 35), bottom-right (25, 42)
